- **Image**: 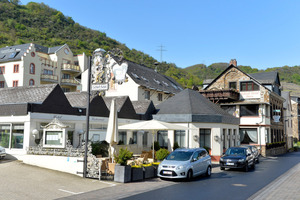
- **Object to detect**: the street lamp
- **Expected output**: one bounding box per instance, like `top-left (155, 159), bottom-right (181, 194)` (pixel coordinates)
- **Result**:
top-left (83, 48), bottom-right (128, 178)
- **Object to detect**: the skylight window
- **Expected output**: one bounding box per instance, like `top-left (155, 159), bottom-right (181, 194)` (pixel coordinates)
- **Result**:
top-left (141, 76), bottom-right (149, 82)
top-left (171, 83), bottom-right (178, 89)
top-left (162, 81), bottom-right (169, 87)
top-left (0, 55), bottom-right (5, 59)
top-left (131, 72), bottom-right (140, 79)
top-left (8, 51), bottom-right (19, 59)
top-left (154, 79), bottom-right (161, 85)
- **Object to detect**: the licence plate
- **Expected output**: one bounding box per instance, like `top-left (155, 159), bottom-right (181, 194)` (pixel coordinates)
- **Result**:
top-left (226, 162), bottom-right (234, 166)
top-left (163, 171), bottom-right (172, 175)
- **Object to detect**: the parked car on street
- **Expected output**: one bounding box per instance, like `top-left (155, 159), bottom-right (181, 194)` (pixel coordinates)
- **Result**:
top-left (157, 148), bottom-right (212, 180)
top-left (219, 146), bottom-right (255, 172)
top-left (0, 146), bottom-right (6, 159)
top-left (240, 145), bottom-right (260, 163)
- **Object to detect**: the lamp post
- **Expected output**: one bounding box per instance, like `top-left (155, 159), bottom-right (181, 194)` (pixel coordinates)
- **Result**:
top-left (83, 48), bottom-right (128, 178)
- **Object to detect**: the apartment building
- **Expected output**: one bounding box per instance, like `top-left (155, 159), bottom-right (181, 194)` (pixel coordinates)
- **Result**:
top-left (200, 61), bottom-right (285, 156)
top-left (0, 43), bottom-right (88, 92)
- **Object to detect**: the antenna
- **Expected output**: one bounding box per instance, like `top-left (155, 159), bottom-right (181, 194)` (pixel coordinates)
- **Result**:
top-left (156, 44), bottom-right (167, 62)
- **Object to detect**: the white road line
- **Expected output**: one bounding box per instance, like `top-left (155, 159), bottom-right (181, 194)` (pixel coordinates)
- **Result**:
top-left (97, 180), bottom-right (116, 186)
top-left (58, 189), bottom-right (83, 195)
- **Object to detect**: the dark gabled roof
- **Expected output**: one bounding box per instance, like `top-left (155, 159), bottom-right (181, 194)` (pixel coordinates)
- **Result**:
top-left (65, 92), bottom-right (88, 108)
top-left (103, 96), bottom-right (128, 112)
top-left (131, 100), bottom-right (153, 114)
top-left (250, 71), bottom-right (280, 85)
top-left (0, 84), bottom-right (57, 104)
top-left (126, 60), bottom-right (183, 94)
top-left (35, 44), bottom-right (65, 54)
top-left (0, 43), bottom-right (31, 63)
top-left (154, 89), bottom-right (239, 124)
top-left (103, 96), bottom-right (139, 119)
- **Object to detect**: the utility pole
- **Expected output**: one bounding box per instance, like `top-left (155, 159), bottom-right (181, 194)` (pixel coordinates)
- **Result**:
top-left (156, 44), bottom-right (167, 62)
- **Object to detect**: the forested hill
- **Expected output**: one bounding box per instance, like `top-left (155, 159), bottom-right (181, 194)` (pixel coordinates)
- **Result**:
top-left (1, 0), bottom-right (300, 93)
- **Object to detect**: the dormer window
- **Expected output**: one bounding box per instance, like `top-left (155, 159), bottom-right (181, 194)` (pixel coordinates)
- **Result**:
top-left (240, 81), bottom-right (259, 91)
top-left (154, 79), bottom-right (161, 85)
top-left (131, 72), bottom-right (139, 79)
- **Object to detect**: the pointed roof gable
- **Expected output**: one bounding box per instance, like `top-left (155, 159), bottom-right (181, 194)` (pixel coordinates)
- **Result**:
top-left (103, 96), bottom-right (139, 119)
top-left (0, 84), bottom-right (57, 104)
top-left (154, 89), bottom-right (239, 124)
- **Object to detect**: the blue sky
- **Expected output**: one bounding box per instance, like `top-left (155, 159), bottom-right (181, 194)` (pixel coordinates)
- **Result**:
top-left (21, 0), bottom-right (300, 70)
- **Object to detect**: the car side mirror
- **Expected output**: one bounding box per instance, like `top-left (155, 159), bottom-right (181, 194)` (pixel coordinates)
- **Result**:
top-left (247, 153), bottom-right (251, 156)
top-left (191, 158), bottom-right (197, 162)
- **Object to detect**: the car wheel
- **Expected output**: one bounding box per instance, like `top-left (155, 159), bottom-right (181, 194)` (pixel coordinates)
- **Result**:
top-left (220, 167), bottom-right (225, 170)
top-left (186, 169), bottom-right (193, 181)
top-left (252, 162), bottom-right (256, 169)
top-left (206, 166), bottom-right (212, 177)
top-left (244, 162), bottom-right (249, 172)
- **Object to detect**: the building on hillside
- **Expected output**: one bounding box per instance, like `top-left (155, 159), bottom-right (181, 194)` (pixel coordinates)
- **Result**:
top-left (282, 91), bottom-right (293, 149)
top-left (291, 96), bottom-right (300, 141)
top-left (0, 43), bottom-right (88, 92)
top-left (0, 84), bottom-right (153, 156)
top-left (153, 89), bottom-right (240, 162)
top-left (200, 62), bottom-right (286, 156)
top-left (81, 58), bottom-right (183, 105)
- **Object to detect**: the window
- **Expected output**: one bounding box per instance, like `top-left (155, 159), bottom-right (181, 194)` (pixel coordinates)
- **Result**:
top-left (30, 63), bottom-right (35, 74)
top-left (0, 66), bottom-right (5, 74)
top-left (0, 124), bottom-right (24, 149)
top-left (158, 93), bottom-right (163, 101)
top-left (13, 64), bottom-right (19, 73)
top-left (43, 69), bottom-right (53, 75)
top-left (239, 128), bottom-right (258, 144)
top-left (132, 131), bottom-right (137, 144)
top-left (223, 129), bottom-right (226, 149)
top-left (29, 79), bottom-right (35, 86)
top-left (143, 132), bottom-right (148, 146)
top-left (174, 130), bottom-right (185, 148)
top-left (118, 131), bottom-right (127, 145)
top-left (13, 80), bottom-right (18, 87)
top-left (229, 82), bottom-right (237, 89)
top-left (45, 131), bottom-right (63, 145)
top-left (228, 129), bottom-right (232, 148)
top-left (62, 73), bottom-right (70, 79)
top-left (62, 87), bottom-right (70, 92)
top-left (145, 90), bottom-right (150, 100)
top-left (240, 81), bottom-right (259, 91)
top-left (31, 52), bottom-right (35, 57)
top-left (240, 105), bottom-right (259, 116)
top-left (199, 129), bottom-right (211, 148)
top-left (158, 130), bottom-right (168, 148)
top-left (0, 81), bottom-right (4, 88)
top-left (233, 129), bottom-right (236, 146)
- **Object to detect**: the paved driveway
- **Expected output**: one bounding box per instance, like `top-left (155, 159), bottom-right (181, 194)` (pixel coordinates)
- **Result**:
top-left (0, 157), bottom-right (117, 200)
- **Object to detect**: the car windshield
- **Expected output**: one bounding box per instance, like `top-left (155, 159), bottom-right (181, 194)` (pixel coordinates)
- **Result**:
top-left (225, 148), bottom-right (246, 156)
top-left (166, 151), bottom-right (193, 161)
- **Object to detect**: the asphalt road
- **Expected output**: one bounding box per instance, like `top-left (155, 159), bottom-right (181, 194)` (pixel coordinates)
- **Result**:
top-left (120, 151), bottom-right (300, 200)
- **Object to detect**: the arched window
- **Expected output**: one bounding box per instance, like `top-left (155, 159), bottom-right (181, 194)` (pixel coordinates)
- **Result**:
top-left (29, 79), bottom-right (34, 86)
top-left (30, 63), bottom-right (35, 74)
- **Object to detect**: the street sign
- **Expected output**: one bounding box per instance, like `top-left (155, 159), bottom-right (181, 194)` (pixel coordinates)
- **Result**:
top-left (91, 84), bottom-right (108, 91)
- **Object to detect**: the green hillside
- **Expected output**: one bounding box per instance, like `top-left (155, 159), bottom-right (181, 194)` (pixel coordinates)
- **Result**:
top-left (1, 0), bottom-right (300, 93)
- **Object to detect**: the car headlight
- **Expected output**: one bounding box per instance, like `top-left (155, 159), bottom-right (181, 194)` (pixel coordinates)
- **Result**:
top-left (238, 158), bottom-right (245, 162)
top-left (220, 157), bottom-right (224, 162)
top-left (176, 165), bottom-right (184, 170)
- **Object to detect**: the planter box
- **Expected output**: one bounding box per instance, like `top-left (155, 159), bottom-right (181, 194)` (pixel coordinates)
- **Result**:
top-left (114, 165), bottom-right (131, 183)
top-left (131, 167), bottom-right (143, 181)
top-left (143, 166), bottom-right (155, 179)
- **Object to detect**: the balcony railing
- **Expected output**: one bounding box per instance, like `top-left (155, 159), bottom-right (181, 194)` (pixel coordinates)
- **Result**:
top-left (62, 64), bottom-right (80, 72)
top-left (61, 78), bottom-right (79, 86)
top-left (41, 74), bottom-right (58, 83)
top-left (199, 89), bottom-right (240, 103)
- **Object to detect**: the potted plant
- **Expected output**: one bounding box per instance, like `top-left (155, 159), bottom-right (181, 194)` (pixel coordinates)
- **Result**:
top-left (114, 147), bottom-right (133, 183)
top-left (173, 142), bottom-right (180, 151)
top-left (131, 164), bottom-right (143, 181)
top-left (156, 148), bottom-right (170, 162)
top-left (143, 163), bottom-right (155, 179)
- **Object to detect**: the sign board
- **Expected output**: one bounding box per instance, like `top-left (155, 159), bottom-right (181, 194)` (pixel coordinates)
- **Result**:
top-left (91, 84), bottom-right (108, 91)
top-left (240, 91), bottom-right (260, 99)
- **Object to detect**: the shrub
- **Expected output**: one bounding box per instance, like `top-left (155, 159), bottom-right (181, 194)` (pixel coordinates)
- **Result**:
top-left (91, 141), bottom-right (109, 157)
top-left (156, 148), bottom-right (170, 161)
top-left (173, 142), bottom-right (180, 151)
top-left (115, 147), bottom-right (133, 166)
top-left (151, 141), bottom-right (161, 151)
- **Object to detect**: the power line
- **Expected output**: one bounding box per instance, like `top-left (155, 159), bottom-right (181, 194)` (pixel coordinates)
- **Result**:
top-left (156, 44), bottom-right (167, 62)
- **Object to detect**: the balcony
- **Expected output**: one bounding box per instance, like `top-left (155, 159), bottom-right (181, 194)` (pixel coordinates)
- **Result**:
top-left (62, 64), bottom-right (80, 73)
top-left (61, 78), bottom-right (80, 86)
top-left (41, 74), bottom-right (58, 83)
top-left (199, 89), bottom-right (239, 103)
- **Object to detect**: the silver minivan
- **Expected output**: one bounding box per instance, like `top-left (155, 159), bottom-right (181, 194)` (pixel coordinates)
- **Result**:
top-left (157, 148), bottom-right (212, 180)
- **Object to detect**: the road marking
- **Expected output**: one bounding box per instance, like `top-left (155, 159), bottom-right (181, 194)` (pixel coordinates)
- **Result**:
top-left (58, 189), bottom-right (83, 195)
top-left (97, 180), bottom-right (116, 186)
top-left (232, 183), bottom-right (247, 187)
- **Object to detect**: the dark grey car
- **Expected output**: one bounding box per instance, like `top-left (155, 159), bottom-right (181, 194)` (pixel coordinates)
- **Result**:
top-left (241, 145), bottom-right (260, 163)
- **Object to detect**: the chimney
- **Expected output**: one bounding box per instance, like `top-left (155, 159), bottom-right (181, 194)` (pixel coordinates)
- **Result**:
top-left (230, 59), bottom-right (237, 67)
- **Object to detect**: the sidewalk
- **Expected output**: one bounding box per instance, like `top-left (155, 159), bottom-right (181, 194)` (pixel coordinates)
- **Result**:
top-left (249, 161), bottom-right (300, 200)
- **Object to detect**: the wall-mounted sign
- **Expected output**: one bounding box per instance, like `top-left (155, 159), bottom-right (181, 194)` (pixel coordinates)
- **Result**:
top-left (273, 115), bottom-right (281, 123)
top-left (91, 84), bottom-right (108, 91)
top-left (240, 91), bottom-right (260, 99)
